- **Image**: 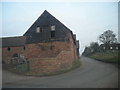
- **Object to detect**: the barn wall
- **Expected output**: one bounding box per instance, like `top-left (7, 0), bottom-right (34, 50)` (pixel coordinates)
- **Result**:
top-left (2, 46), bottom-right (25, 64)
top-left (25, 33), bottom-right (78, 74)
top-left (28, 50), bottom-right (74, 74)
top-left (24, 41), bottom-right (71, 59)
top-left (2, 33), bottom-right (79, 75)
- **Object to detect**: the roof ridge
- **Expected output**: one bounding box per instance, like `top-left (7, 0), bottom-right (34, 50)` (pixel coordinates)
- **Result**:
top-left (2, 36), bottom-right (26, 39)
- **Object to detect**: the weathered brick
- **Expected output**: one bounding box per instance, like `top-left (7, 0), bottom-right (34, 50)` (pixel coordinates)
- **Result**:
top-left (2, 33), bottom-right (79, 75)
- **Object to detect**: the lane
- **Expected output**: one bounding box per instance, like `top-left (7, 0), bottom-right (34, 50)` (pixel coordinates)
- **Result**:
top-left (2, 56), bottom-right (118, 88)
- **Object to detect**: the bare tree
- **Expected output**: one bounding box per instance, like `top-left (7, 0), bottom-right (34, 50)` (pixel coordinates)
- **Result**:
top-left (99, 30), bottom-right (117, 44)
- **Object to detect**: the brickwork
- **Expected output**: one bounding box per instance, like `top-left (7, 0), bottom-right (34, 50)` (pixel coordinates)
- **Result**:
top-left (25, 41), bottom-right (70, 59)
top-left (2, 33), bottom-right (79, 75)
top-left (28, 50), bottom-right (74, 74)
top-left (25, 33), bottom-right (78, 75)
top-left (2, 46), bottom-right (25, 64)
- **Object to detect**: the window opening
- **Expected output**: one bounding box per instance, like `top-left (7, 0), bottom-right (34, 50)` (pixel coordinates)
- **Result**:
top-left (51, 31), bottom-right (55, 38)
top-left (13, 53), bottom-right (19, 57)
top-left (110, 47), bottom-right (113, 50)
top-left (51, 25), bottom-right (55, 31)
top-left (36, 26), bottom-right (42, 33)
top-left (24, 46), bottom-right (26, 50)
top-left (8, 47), bottom-right (11, 51)
top-left (116, 47), bottom-right (118, 50)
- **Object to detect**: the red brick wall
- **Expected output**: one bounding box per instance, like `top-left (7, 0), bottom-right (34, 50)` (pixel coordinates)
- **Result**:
top-left (2, 46), bottom-right (25, 64)
top-left (24, 41), bottom-right (70, 59)
top-left (28, 50), bottom-right (74, 74)
top-left (26, 33), bottom-right (78, 75)
top-left (2, 33), bottom-right (79, 75)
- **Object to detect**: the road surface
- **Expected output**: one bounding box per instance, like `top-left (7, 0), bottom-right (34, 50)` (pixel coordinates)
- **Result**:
top-left (2, 56), bottom-right (118, 88)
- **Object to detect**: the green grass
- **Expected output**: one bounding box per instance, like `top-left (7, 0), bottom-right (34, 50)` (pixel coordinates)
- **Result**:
top-left (90, 51), bottom-right (119, 63)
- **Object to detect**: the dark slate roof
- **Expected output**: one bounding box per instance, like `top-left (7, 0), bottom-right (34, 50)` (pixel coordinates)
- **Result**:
top-left (23, 10), bottom-right (74, 44)
top-left (2, 36), bottom-right (26, 48)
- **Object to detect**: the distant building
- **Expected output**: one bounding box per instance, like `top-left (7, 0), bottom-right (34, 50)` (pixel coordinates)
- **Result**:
top-left (2, 10), bottom-right (79, 75)
top-left (100, 43), bottom-right (120, 51)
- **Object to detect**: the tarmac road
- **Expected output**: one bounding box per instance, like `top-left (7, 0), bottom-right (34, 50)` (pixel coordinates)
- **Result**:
top-left (2, 56), bottom-right (118, 88)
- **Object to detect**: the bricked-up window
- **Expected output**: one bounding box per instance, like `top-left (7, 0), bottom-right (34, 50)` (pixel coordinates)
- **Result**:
top-left (8, 47), bottom-right (11, 51)
top-left (36, 27), bottom-right (42, 33)
top-left (36, 27), bottom-right (40, 33)
top-left (51, 25), bottom-right (55, 31)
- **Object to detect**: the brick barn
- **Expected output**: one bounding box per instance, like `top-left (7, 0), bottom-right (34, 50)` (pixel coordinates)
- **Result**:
top-left (2, 10), bottom-right (79, 75)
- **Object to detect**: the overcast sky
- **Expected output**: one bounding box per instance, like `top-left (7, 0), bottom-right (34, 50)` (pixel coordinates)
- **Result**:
top-left (1, 1), bottom-right (118, 54)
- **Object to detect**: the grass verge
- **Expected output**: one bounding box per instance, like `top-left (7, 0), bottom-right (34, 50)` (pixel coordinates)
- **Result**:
top-left (89, 51), bottom-right (119, 63)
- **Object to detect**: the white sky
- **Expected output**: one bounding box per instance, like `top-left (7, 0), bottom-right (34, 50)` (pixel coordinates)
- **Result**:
top-left (1, 1), bottom-right (118, 54)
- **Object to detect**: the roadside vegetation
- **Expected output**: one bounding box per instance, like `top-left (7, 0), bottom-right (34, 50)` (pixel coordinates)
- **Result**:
top-left (82, 30), bottom-right (119, 64)
top-left (90, 51), bottom-right (119, 63)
